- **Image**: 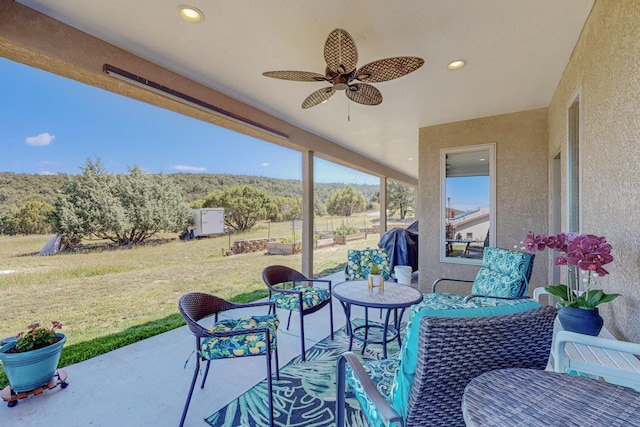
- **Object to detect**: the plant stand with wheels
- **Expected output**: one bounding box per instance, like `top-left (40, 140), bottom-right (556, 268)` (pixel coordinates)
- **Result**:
top-left (1, 369), bottom-right (68, 407)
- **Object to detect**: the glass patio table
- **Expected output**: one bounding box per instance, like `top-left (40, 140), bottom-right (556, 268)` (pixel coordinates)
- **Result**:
top-left (332, 280), bottom-right (423, 359)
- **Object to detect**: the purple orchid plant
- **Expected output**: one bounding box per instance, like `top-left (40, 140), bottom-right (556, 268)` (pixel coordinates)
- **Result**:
top-left (522, 231), bottom-right (620, 309)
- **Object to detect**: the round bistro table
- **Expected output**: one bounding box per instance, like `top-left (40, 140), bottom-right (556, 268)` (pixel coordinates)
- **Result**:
top-left (462, 368), bottom-right (640, 426)
top-left (332, 280), bottom-right (422, 359)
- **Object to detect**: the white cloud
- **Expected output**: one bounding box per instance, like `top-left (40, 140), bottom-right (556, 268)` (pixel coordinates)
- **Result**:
top-left (171, 165), bottom-right (207, 172)
top-left (38, 171), bottom-right (57, 175)
top-left (26, 132), bottom-right (55, 146)
top-left (261, 162), bottom-right (269, 167)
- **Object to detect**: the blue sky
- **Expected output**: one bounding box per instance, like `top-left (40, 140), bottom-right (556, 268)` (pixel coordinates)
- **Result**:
top-left (446, 176), bottom-right (490, 210)
top-left (0, 58), bottom-right (378, 185)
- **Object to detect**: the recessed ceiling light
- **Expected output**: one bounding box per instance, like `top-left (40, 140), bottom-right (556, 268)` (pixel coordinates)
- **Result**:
top-left (178, 5), bottom-right (204, 22)
top-left (479, 158), bottom-right (486, 161)
top-left (408, 157), bottom-right (414, 161)
top-left (448, 60), bottom-right (466, 70)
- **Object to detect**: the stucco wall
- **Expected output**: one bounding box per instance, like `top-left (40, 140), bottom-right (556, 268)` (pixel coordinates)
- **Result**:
top-left (418, 109), bottom-right (549, 294)
top-left (548, 0), bottom-right (640, 341)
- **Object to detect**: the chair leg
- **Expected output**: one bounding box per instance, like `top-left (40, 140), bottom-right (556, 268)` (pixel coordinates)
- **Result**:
top-left (329, 299), bottom-right (334, 340)
top-left (266, 339), bottom-right (275, 427)
top-left (300, 312), bottom-right (306, 361)
top-left (274, 343), bottom-right (280, 380)
top-left (286, 311), bottom-right (293, 330)
top-left (200, 359), bottom-right (211, 389)
top-left (179, 355), bottom-right (201, 427)
top-left (336, 355), bottom-right (347, 427)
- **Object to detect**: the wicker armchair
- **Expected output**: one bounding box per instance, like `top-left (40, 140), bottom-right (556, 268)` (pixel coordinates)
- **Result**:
top-left (178, 292), bottom-right (279, 427)
top-left (262, 265), bottom-right (333, 361)
top-left (336, 306), bottom-right (557, 427)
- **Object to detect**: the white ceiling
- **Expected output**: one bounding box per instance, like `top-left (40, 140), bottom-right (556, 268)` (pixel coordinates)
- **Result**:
top-left (17, 0), bottom-right (594, 179)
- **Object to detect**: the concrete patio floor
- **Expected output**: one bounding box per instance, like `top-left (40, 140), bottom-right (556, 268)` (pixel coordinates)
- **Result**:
top-left (1, 271), bottom-right (411, 427)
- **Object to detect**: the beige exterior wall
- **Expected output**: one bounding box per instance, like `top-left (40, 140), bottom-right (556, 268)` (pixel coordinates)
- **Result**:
top-left (548, 0), bottom-right (640, 341)
top-left (418, 109), bottom-right (549, 294)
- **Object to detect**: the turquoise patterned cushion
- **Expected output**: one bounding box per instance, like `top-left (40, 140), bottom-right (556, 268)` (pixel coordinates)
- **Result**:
top-left (471, 247), bottom-right (533, 298)
top-left (346, 358), bottom-right (399, 427)
top-left (270, 286), bottom-right (331, 311)
top-left (346, 248), bottom-right (391, 280)
top-left (200, 314), bottom-right (279, 360)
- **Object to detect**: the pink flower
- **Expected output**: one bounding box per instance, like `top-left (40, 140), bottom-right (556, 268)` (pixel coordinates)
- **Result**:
top-left (521, 231), bottom-right (613, 276)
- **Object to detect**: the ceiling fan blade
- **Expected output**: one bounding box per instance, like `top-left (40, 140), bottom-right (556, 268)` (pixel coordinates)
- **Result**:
top-left (355, 57), bottom-right (424, 83)
top-left (346, 83), bottom-right (382, 106)
top-left (302, 87), bottom-right (336, 109)
top-left (324, 28), bottom-right (358, 74)
top-left (263, 71), bottom-right (328, 82)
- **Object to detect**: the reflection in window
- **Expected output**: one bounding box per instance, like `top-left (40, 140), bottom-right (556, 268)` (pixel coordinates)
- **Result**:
top-left (441, 144), bottom-right (495, 264)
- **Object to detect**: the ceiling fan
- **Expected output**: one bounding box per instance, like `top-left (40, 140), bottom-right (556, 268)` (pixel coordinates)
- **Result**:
top-left (263, 28), bottom-right (424, 109)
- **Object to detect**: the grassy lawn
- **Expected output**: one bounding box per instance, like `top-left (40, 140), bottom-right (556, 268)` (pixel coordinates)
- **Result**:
top-left (0, 219), bottom-right (393, 388)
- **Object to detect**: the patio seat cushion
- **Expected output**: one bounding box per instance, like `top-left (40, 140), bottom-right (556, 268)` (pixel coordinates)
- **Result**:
top-left (269, 286), bottom-right (331, 311)
top-left (389, 297), bottom-right (542, 420)
top-left (471, 247), bottom-right (533, 298)
top-left (345, 358), bottom-right (399, 427)
top-left (346, 248), bottom-right (392, 281)
top-left (200, 314), bottom-right (279, 360)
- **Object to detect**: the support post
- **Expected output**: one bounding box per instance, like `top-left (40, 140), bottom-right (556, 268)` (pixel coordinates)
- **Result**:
top-left (302, 150), bottom-right (314, 277)
top-left (379, 176), bottom-right (388, 241)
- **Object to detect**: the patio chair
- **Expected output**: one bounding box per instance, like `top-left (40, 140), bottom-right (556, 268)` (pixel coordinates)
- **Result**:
top-left (345, 247), bottom-right (392, 282)
top-left (345, 247), bottom-right (392, 319)
top-left (428, 246), bottom-right (534, 306)
top-left (262, 265), bottom-right (333, 361)
top-left (336, 305), bottom-right (557, 427)
top-left (463, 229), bottom-right (489, 258)
top-left (178, 292), bottom-right (279, 427)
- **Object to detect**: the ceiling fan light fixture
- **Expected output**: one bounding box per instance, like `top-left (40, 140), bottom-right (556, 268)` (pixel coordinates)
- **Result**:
top-left (264, 28), bottom-right (424, 109)
top-left (448, 60), bottom-right (466, 70)
top-left (178, 5), bottom-right (204, 22)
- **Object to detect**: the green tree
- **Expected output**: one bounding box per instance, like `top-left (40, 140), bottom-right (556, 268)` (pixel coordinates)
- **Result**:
top-left (387, 181), bottom-right (414, 219)
top-left (203, 185), bottom-right (276, 231)
top-left (326, 185), bottom-right (366, 217)
top-left (314, 198), bottom-right (327, 217)
top-left (10, 201), bottom-right (54, 235)
top-left (51, 158), bottom-right (192, 245)
top-left (270, 196), bottom-right (302, 222)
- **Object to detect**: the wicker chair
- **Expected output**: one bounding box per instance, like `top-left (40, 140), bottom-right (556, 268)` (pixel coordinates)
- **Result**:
top-left (336, 306), bottom-right (557, 427)
top-left (178, 292), bottom-right (279, 427)
top-left (262, 265), bottom-right (333, 361)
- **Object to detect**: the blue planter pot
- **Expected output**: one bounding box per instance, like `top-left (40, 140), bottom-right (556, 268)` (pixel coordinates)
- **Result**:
top-left (0, 333), bottom-right (65, 392)
top-left (557, 307), bottom-right (603, 336)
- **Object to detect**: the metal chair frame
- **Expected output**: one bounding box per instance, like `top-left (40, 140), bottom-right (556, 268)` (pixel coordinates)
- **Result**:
top-left (178, 292), bottom-right (279, 427)
top-left (262, 265), bottom-right (333, 361)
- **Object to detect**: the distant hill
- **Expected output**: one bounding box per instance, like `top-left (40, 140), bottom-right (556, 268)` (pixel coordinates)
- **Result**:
top-left (0, 172), bottom-right (378, 214)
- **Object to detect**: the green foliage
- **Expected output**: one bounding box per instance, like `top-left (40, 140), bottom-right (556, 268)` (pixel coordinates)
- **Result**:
top-left (370, 265), bottom-right (381, 275)
top-left (387, 181), bottom-right (415, 219)
top-left (334, 224), bottom-right (360, 236)
top-left (50, 158), bottom-right (192, 245)
top-left (10, 200), bottom-right (54, 235)
top-left (270, 196), bottom-right (302, 222)
top-left (275, 235), bottom-right (300, 243)
top-left (314, 198), bottom-right (327, 216)
top-left (204, 185), bottom-right (276, 231)
top-left (0, 171), bottom-right (380, 235)
top-left (15, 321), bottom-right (63, 352)
top-left (326, 185), bottom-right (366, 217)
top-left (544, 284), bottom-right (620, 309)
